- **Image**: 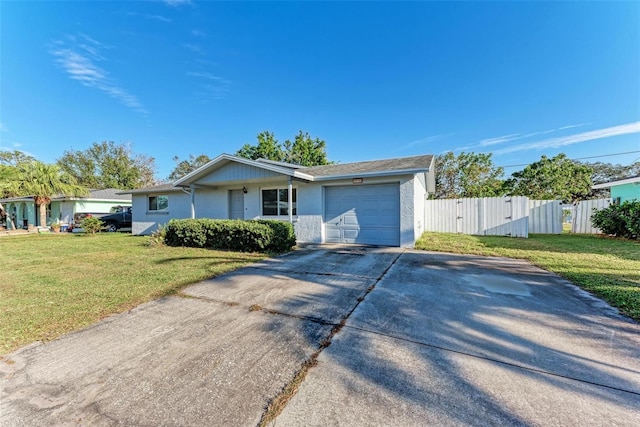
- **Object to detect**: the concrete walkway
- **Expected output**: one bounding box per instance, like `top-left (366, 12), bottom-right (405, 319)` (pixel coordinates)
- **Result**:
top-left (2, 247), bottom-right (639, 426)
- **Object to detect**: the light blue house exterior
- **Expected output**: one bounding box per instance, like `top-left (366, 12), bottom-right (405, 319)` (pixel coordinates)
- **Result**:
top-left (0, 189), bottom-right (131, 230)
top-left (592, 176), bottom-right (640, 203)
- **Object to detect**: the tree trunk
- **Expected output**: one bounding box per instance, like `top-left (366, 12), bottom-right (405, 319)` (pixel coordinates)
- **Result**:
top-left (39, 203), bottom-right (47, 227)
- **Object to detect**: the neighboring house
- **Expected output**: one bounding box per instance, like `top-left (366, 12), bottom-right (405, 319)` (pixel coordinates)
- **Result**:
top-left (0, 188), bottom-right (132, 230)
top-left (123, 153), bottom-right (435, 247)
top-left (592, 175), bottom-right (640, 203)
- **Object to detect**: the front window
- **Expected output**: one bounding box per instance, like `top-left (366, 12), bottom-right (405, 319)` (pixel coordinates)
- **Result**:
top-left (148, 195), bottom-right (169, 211)
top-left (262, 188), bottom-right (297, 216)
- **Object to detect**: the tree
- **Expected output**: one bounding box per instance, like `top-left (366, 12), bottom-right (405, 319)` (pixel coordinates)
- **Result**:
top-left (57, 141), bottom-right (156, 190)
top-left (506, 153), bottom-right (593, 203)
top-left (283, 131), bottom-right (332, 166)
top-left (236, 131), bottom-right (285, 162)
top-left (236, 131), bottom-right (332, 166)
top-left (0, 150), bottom-right (34, 199)
top-left (0, 149), bottom-right (35, 166)
top-left (168, 154), bottom-right (212, 181)
top-left (583, 160), bottom-right (640, 199)
top-left (4, 161), bottom-right (88, 226)
top-left (435, 152), bottom-right (505, 199)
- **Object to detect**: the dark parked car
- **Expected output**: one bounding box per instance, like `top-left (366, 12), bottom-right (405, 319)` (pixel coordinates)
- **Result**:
top-left (100, 206), bottom-right (132, 232)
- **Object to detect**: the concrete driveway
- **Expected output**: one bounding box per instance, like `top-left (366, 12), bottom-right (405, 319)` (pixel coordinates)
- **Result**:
top-left (2, 247), bottom-right (639, 426)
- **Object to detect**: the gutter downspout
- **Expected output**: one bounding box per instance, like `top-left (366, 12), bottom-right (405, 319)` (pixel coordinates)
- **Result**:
top-left (288, 176), bottom-right (293, 224)
top-left (180, 187), bottom-right (196, 219)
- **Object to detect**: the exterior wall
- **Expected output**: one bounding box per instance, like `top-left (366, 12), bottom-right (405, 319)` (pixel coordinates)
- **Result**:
top-left (198, 163), bottom-right (281, 185)
top-left (6, 202), bottom-right (36, 229)
top-left (73, 200), bottom-right (129, 214)
top-left (132, 192), bottom-right (191, 235)
top-left (194, 189), bottom-right (231, 218)
top-left (413, 173), bottom-right (427, 241)
top-left (130, 174), bottom-right (422, 247)
top-left (611, 183), bottom-right (640, 203)
top-left (60, 202), bottom-right (75, 225)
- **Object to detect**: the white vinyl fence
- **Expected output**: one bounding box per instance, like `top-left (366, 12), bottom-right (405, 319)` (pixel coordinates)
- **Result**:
top-left (571, 198), bottom-right (611, 234)
top-left (424, 197), bottom-right (563, 238)
top-left (529, 199), bottom-right (563, 234)
top-left (424, 197), bottom-right (530, 237)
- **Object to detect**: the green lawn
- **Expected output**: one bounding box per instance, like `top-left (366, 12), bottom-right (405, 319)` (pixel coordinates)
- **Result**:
top-left (0, 233), bottom-right (266, 355)
top-left (415, 232), bottom-right (640, 322)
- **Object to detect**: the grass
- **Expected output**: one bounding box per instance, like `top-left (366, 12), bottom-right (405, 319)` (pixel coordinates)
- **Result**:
top-left (0, 233), bottom-right (267, 355)
top-left (415, 232), bottom-right (640, 322)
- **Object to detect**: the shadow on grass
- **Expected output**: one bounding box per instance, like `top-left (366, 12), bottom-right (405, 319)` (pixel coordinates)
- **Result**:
top-left (480, 233), bottom-right (640, 261)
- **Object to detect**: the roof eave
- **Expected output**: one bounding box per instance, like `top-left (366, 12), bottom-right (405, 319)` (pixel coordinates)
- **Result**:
top-left (173, 154), bottom-right (303, 187)
top-left (310, 167), bottom-right (430, 181)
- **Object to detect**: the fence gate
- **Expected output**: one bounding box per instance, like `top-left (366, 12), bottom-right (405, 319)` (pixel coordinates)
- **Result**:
top-left (425, 196), bottom-right (529, 237)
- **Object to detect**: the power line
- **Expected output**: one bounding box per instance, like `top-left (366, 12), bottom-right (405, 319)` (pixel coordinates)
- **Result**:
top-left (500, 150), bottom-right (640, 169)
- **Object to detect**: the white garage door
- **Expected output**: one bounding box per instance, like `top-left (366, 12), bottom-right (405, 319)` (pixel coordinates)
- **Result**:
top-left (325, 183), bottom-right (400, 246)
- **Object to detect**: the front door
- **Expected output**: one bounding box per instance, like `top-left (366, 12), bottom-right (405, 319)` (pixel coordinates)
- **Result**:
top-left (230, 189), bottom-right (244, 219)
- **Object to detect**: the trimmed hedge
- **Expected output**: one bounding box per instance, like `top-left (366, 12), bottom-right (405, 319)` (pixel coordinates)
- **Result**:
top-left (164, 219), bottom-right (296, 252)
top-left (591, 200), bottom-right (640, 239)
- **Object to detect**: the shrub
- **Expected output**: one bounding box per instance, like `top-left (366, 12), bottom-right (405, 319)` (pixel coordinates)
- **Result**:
top-left (148, 224), bottom-right (166, 247)
top-left (591, 200), bottom-right (640, 239)
top-left (255, 219), bottom-right (297, 252)
top-left (82, 216), bottom-right (104, 234)
top-left (164, 219), bottom-right (296, 252)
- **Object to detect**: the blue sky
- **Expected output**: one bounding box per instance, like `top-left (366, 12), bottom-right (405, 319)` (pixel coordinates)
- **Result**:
top-left (1, 0), bottom-right (639, 180)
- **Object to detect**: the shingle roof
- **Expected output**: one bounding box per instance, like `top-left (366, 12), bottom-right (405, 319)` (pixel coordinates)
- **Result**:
top-left (118, 183), bottom-right (184, 194)
top-left (88, 188), bottom-right (132, 200)
top-left (300, 154), bottom-right (434, 177)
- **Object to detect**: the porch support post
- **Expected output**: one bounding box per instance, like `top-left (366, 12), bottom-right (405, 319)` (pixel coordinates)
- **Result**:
top-left (288, 176), bottom-right (293, 223)
top-left (190, 186), bottom-right (196, 219)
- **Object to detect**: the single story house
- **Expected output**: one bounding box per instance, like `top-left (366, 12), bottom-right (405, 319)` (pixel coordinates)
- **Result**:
top-left (0, 188), bottom-right (131, 230)
top-left (124, 153), bottom-right (435, 247)
top-left (592, 175), bottom-right (640, 203)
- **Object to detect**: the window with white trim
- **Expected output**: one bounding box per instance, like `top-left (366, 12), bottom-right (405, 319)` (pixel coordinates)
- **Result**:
top-left (148, 195), bottom-right (169, 211)
top-left (261, 188), bottom-right (297, 216)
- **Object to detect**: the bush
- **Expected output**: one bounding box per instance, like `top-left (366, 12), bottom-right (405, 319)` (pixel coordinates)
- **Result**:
top-left (164, 219), bottom-right (296, 252)
top-left (81, 217), bottom-right (104, 234)
top-left (148, 224), bottom-right (166, 247)
top-left (591, 201), bottom-right (640, 239)
top-left (255, 219), bottom-right (297, 253)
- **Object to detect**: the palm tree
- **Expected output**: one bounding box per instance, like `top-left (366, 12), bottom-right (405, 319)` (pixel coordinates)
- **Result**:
top-left (5, 161), bottom-right (88, 227)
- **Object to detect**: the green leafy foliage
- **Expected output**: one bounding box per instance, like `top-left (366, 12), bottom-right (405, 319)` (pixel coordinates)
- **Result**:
top-left (2, 161), bottom-right (88, 226)
top-left (506, 154), bottom-right (593, 203)
top-left (0, 150), bottom-right (35, 166)
top-left (57, 141), bottom-right (156, 190)
top-left (164, 219), bottom-right (296, 253)
top-left (584, 161), bottom-right (640, 199)
top-left (591, 201), bottom-right (640, 239)
top-left (81, 216), bottom-right (104, 234)
top-left (435, 152), bottom-right (505, 198)
top-left (168, 154), bottom-right (212, 181)
top-left (147, 224), bottom-right (167, 247)
top-left (236, 131), bottom-right (333, 166)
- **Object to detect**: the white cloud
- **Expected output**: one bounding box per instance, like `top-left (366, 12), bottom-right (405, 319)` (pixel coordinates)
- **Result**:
top-left (163, 0), bottom-right (192, 7)
top-left (0, 122), bottom-right (7, 133)
top-left (187, 71), bottom-right (232, 85)
top-left (493, 122), bottom-right (640, 155)
top-left (191, 29), bottom-right (207, 37)
top-left (402, 133), bottom-right (454, 150)
top-left (50, 35), bottom-right (147, 115)
top-left (183, 43), bottom-right (204, 54)
top-left (147, 14), bottom-right (172, 23)
top-left (478, 133), bottom-right (521, 147)
top-left (187, 71), bottom-right (232, 101)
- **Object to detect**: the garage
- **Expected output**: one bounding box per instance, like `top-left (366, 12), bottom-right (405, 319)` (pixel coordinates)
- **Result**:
top-left (324, 183), bottom-right (400, 246)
